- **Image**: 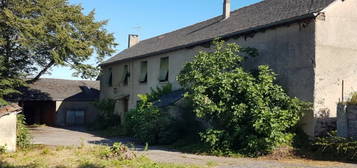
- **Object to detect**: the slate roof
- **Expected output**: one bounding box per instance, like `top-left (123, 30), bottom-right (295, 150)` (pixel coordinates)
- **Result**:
top-left (0, 104), bottom-right (21, 118)
top-left (101, 0), bottom-right (336, 66)
top-left (17, 78), bottom-right (100, 101)
top-left (154, 90), bottom-right (185, 108)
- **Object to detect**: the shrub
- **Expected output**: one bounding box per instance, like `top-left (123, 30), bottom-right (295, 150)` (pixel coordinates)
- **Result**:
top-left (91, 99), bottom-right (120, 130)
top-left (314, 131), bottom-right (357, 161)
top-left (124, 84), bottom-right (193, 145)
top-left (125, 94), bottom-right (177, 144)
top-left (346, 92), bottom-right (357, 105)
top-left (178, 40), bottom-right (307, 156)
top-left (101, 142), bottom-right (136, 160)
top-left (17, 114), bottom-right (31, 149)
top-left (0, 145), bottom-right (6, 154)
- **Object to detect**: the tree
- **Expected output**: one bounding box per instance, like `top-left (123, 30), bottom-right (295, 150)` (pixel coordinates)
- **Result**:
top-left (0, 0), bottom-right (116, 105)
top-left (178, 41), bottom-right (307, 156)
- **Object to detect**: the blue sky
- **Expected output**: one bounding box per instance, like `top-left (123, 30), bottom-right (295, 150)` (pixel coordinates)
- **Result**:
top-left (43, 0), bottom-right (262, 80)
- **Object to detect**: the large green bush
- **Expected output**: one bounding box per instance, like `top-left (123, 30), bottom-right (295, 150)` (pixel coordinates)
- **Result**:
top-left (178, 40), bottom-right (307, 156)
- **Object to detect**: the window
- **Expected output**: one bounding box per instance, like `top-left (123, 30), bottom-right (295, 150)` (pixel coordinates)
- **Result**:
top-left (159, 57), bottom-right (169, 82)
top-left (139, 61), bottom-right (148, 83)
top-left (108, 68), bottom-right (112, 87)
top-left (122, 65), bottom-right (130, 85)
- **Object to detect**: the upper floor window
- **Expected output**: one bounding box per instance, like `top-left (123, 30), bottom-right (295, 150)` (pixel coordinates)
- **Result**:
top-left (159, 57), bottom-right (169, 82)
top-left (139, 61), bottom-right (148, 83)
top-left (122, 64), bottom-right (130, 86)
top-left (108, 68), bottom-right (113, 87)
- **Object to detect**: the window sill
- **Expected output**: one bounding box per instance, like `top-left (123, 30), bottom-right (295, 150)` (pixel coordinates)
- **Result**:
top-left (159, 80), bottom-right (169, 84)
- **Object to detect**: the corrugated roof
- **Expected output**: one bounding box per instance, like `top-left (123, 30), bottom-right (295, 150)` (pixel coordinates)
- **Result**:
top-left (101, 0), bottom-right (335, 66)
top-left (17, 78), bottom-right (100, 101)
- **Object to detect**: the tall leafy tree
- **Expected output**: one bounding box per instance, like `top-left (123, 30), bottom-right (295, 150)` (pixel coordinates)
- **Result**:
top-left (0, 0), bottom-right (117, 105)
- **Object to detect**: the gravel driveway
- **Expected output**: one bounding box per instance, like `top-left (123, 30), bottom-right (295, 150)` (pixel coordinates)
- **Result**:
top-left (30, 126), bottom-right (357, 168)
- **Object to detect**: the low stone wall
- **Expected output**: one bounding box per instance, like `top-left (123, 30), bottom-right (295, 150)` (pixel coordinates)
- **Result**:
top-left (337, 104), bottom-right (357, 138)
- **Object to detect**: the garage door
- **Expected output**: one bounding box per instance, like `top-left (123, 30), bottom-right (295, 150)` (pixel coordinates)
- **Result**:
top-left (66, 110), bottom-right (85, 126)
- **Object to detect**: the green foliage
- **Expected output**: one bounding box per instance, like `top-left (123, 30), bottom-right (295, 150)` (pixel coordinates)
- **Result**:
top-left (0, 78), bottom-right (25, 106)
top-left (125, 94), bottom-right (175, 144)
top-left (346, 92), bottom-right (357, 105)
top-left (314, 131), bottom-right (357, 161)
top-left (125, 84), bottom-right (182, 145)
top-left (178, 40), bottom-right (307, 156)
top-left (0, 145), bottom-right (6, 154)
top-left (0, 0), bottom-right (116, 105)
top-left (147, 84), bottom-right (172, 102)
top-left (91, 99), bottom-right (120, 130)
top-left (0, 0), bottom-right (116, 79)
top-left (16, 114), bottom-right (32, 149)
top-left (101, 142), bottom-right (136, 160)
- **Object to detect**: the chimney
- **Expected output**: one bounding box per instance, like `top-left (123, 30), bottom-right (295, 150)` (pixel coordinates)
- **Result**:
top-left (128, 34), bottom-right (139, 48)
top-left (223, 0), bottom-right (231, 19)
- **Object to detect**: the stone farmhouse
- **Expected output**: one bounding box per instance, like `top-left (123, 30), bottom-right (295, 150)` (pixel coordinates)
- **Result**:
top-left (100, 0), bottom-right (357, 136)
top-left (13, 79), bottom-right (100, 127)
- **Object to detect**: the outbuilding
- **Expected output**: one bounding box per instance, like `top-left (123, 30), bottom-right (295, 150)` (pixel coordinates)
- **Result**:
top-left (15, 78), bottom-right (100, 127)
top-left (0, 104), bottom-right (21, 152)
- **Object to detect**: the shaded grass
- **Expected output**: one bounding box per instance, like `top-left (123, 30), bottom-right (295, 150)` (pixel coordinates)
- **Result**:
top-left (0, 145), bottom-right (200, 168)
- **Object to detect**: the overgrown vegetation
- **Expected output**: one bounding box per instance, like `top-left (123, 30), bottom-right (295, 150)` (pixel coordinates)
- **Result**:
top-left (0, 144), bottom-right (199, 168)
top-left (313, 131), bottom-right (357, 161)
top-left (346, 92), bottom-right (357, 105)
top-left (16, 114), bottom-right (31, 149)
top-left (178, 40), bottom-right (308, 156)
top-left (125, 84), bottom-right (180, 145)
top-left (0, 145), bottom-right (6, 154)
top-left (101, 142), bottom-right (136, 160)
top-left (92, 99), bottom-right (120, 130)
top-left (90, 99), bottom-right (125, 137)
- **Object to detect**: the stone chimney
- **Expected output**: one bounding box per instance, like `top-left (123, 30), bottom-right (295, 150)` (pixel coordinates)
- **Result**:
top-left (128, 34), bottom-right (139, 48)
top-left (223, 0), bottom-right (231, 19)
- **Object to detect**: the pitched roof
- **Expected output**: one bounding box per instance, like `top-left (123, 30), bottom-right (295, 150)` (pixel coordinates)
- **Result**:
top-left (17, 78), bottom-right (100, 101)
top-left (102, 0), bottom-right (335, 66)
top-left (0, 104), bottom-right (21, 118)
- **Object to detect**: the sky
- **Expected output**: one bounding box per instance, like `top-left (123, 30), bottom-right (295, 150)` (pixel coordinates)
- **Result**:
top-left (43, 0), bottom-right (262, 80)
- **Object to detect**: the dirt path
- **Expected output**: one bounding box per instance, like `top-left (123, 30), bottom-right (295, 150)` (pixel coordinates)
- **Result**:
top-left (30, 126), bottom-right (357, 168)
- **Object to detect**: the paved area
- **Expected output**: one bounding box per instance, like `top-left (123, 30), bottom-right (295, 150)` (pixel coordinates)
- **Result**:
top-left (144, 150), bottom-right (357, 168)
top-left (29, 126), bottom-right (131, 146)
top-left (30, 126), bottom-right (357, 168)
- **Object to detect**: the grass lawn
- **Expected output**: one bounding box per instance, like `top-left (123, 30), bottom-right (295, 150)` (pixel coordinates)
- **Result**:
top-left (0, 145), bottom-right (200, 168)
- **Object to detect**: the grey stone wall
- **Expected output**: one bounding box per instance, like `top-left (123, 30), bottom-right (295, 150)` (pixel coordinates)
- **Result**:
top-left (337, 104), bottom-right (357, 138)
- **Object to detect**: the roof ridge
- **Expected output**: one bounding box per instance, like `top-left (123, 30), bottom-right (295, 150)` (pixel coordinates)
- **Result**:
top-left (102, 0), bottom-right (335, 66)
top-left (114, 1), bottom-right (268, 57)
